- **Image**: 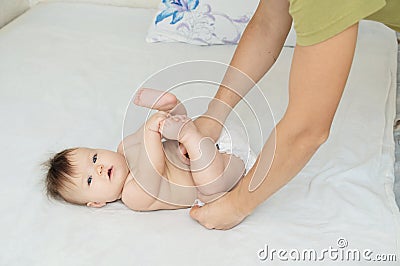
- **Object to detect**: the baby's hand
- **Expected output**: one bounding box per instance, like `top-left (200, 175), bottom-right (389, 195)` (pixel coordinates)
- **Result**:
top-left (159, 115), bottom-right (191, 141)
top-left (146, 111), bottom-right (169, 133)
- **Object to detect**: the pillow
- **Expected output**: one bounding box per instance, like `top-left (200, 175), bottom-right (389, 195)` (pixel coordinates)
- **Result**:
top-left (36, 0), bottom-right (160, 9)
top-left (146, 0), bottom-right (260, 45)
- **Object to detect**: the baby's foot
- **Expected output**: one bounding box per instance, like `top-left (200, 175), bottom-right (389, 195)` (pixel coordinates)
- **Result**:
top-left (159, 115), bottom-right (195, 141)
top-left (134, 88), bottom-right (177, 111)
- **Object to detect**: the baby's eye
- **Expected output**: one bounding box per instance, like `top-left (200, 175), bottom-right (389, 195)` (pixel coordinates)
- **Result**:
top-left (92, 153), bottom-right (97, 163)
top-left (87, 176), bottom-right (92, 186)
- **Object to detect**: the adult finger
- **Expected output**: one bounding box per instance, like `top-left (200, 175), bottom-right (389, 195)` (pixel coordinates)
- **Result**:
top-left (189, 205), bottom-right (200, 220)
top-left (190, 205), bottom-right (214, 230)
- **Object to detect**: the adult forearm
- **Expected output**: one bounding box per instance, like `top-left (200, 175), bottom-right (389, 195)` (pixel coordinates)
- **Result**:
top-left (236, 23), bottom-right (359, 215)
top-left (235, 119), bottom-right (327, 214)
top-left (207, 0), bottom-right (292, 123)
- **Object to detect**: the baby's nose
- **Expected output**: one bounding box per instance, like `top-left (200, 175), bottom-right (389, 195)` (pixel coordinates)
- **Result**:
top-left (96, 164), bottom-right (103, 175)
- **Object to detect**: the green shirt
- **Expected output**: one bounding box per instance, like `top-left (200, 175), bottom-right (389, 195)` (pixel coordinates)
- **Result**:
top-left (288, 0), bottom-right (400, 46)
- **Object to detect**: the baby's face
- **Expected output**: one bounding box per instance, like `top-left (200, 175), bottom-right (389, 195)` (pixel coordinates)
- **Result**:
top-left (68, 148), bottom-right (129, 206)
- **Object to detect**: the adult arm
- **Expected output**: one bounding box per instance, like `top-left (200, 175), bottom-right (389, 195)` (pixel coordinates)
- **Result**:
top-left (194, 0), bottom-right (292, 141)
top-left (191, 17), bottom-right (359, 230)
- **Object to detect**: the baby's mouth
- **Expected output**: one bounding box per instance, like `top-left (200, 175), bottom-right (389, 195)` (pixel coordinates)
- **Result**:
top-left (107, 166), bottom-right (113, 180)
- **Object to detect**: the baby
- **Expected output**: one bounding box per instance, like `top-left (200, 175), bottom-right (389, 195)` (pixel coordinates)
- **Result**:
top-left (44, 88), bottom-right (251, 211)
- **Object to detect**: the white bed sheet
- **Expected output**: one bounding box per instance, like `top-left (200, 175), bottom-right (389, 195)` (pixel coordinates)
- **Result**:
top-left (0, 2), bottom-right (399, 265)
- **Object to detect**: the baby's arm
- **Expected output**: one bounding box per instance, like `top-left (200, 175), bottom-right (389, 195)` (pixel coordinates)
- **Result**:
top-left (122, 111), bottom-right (168, 208)
top-left (122, 111), bottom-right (187, 211)
top-left (141, 111), bottom-right (169, 173)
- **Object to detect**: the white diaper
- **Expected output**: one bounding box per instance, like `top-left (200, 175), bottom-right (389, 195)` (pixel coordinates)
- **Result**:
top-left (216, 123), bottom-right (257, 173)
top-left (193, 199), bottom-right (205, 207)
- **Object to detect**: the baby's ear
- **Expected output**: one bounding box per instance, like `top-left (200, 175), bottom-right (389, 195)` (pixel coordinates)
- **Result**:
top-left (86, 202), bottom-right (106, 208)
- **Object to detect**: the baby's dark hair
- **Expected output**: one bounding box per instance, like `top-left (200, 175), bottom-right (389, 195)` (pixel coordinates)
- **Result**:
top-left (43, 148), bottom-right (80, 203)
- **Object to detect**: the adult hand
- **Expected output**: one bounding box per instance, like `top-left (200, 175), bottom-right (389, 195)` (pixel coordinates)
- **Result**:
top-left (190, 182), bottom-right (252, 230)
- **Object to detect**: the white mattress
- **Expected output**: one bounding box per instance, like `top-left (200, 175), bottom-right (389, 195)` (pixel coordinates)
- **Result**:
top-left (0, 2), bottom-right (399, 265)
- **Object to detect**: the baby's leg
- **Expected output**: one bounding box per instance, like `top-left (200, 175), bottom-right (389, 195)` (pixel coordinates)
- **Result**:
top-left (196, 154), bottom-right (245, 203)
top-left (160, 116), bottom-right (245, 197)
top-left (134, 88), bottom-right (186, 115)
top-left (136, 88), bottom-right (188, 158)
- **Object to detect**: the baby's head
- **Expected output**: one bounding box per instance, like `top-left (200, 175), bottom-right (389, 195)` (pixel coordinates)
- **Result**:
top-left (44, 147), bottom-right (129, 207)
